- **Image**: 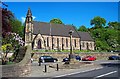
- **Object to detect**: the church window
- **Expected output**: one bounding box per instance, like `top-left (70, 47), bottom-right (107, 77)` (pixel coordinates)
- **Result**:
top-left (74, 39), bottom-right (76, 47)
top-left (47, 37), bottom-right (49, 47)
top-left (62, 38), bottom-right (64, 50)
top-left (57, 38), bottom-right (59, 48)
top-left (52, 37), bottom-right (54, 49)
top-left (86, 43), bottom-right (89, 50)
top-left (38, 39), bottom-right (42, 49)
top-left (82, 42), bottom-right (85, 47)
top-left (66, 38), bottom-right (68, 47)
top-left (90, 43), bottom-right (92, 48)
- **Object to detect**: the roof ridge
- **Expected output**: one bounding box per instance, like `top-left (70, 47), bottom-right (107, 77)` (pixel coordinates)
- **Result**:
top-left (33, 21), bottom-right (74, 27)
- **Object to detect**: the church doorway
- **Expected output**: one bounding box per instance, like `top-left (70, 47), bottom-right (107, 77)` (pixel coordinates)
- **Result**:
top-left (38, 39), bottom-right (42, 49)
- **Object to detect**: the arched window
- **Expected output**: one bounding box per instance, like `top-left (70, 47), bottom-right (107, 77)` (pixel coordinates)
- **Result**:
top-left (47, 37), bottom-right (49, 47)
top-left (90, 43), bottom-right (92, 48)
top-left (38, 39), bottom-right (42, 49)
top-left (62, 38), bottom-right (64, 50)
top-left (82, 42), bottom-right (85, 47)
top-left (66, 38), bottom-right (68, 47)
top-left (86, 43), bottom-right (89, 50)
top-left (57, 38), bottom-right (59, 48)
top-left (74, 39), bottom-right (76, 47)
top-left (52, 37), bottom-right (54, 49)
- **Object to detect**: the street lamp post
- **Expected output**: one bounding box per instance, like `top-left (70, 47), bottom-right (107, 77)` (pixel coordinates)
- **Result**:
top-left (69, 30), bottom-right (74, 63)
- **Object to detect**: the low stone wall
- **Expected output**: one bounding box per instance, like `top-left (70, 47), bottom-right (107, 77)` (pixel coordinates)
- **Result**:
top-left (2, 46), bottom-right (31, 77)
top-left (2, 63), bottom-right (30, 77)
top-left (33, 52), bottom-right (119, 61)
top-left (79, 53), bottom-right (119, 60)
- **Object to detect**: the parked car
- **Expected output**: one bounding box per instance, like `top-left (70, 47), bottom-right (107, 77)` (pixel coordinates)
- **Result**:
top-left (82, 56), bottom-right (96, 61)
top-left (62, 55), bottom-right (81, 62)
top-left (75, 55), bottom-right (81, 61)
top-left (108, 56), bottom-right (120, 60)
top-left (63, 57), bottom-right (69, 62)
top-left (39, 56), bottom-right (58, 63)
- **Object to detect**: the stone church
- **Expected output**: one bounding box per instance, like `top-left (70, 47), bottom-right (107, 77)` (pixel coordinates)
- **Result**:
top-left (25, 8), bottom-right (95, 51)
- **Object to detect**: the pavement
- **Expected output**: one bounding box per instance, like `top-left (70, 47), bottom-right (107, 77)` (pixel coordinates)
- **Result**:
top-left (28, 61), bottom-right (103, 77)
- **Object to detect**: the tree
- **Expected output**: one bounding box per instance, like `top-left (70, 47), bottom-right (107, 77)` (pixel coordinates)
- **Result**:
top-left (1, 7), bottom-right (25, 64)
top-left (108, 21), bottom-right (120, 30)
top-left (1, 44), bottom-right (12, 64)
top-left (90, 16), bottom-right (106, 29)
top-left (50, 18), bottom-right (63, 24)
top-left (96, 40), bottom-right (109, 51)
top-left (10, 19), bottom-right (24, 38)
top-left (105, 28), bottom-right (119, 50)
top-left (89, 26), bottom-right (119, 51)
top-left (2, 8), bottom-right (14, 37)
top-left (78, 25), bottom-right (88, 32)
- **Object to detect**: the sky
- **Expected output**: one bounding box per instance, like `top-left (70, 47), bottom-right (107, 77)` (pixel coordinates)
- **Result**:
top-left (3, 2), bottom-right (119, 28)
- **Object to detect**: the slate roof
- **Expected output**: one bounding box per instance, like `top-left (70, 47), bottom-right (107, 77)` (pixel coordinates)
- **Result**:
top-left (33, 21), bottom-right (94, 41)
top-left (33, 21), bottom-right (79, 38)
top-left (78, 31), bottom-right (94, 41)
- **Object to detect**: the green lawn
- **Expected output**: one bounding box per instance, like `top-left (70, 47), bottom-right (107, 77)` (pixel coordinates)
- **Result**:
top-left (32, 49), bottom-right (102, 53)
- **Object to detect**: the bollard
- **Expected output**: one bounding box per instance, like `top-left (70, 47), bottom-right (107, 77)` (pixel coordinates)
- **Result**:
top-left (39, 62), bottom-right (41, 66)
top-left (57, 64), bottom-right (59, 71)
top-left (45, 65), bottom-right (47, 72)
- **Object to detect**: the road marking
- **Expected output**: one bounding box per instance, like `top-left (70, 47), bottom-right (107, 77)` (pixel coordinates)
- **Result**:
top-left (54, 67), bottom-right (103, 78)
top-left (95, 71), bottom-right (117, 78)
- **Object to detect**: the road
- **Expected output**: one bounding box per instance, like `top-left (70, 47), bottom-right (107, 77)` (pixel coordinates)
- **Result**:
top-left (30, 60), bottom-right (120, 79)
top-left (53, 60), bottom-right (120, 79)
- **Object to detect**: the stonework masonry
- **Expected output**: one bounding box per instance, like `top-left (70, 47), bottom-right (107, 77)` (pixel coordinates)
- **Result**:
top-left (33, 34), bottom-right (81, 50)
top-left (25, 8), bottom-right (95, 51)
top-left (33, 52), bottom-right (118, 61)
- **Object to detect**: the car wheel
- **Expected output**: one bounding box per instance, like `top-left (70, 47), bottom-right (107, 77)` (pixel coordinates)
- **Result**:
top-left (54, 60), bottom-right (56, 63)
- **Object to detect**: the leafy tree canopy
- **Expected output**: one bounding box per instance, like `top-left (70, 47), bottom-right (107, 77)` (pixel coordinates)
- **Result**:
top-left (89, 26), bottom-right (119, 51)
top-left (10, 19), bottom-right (24, 38)
top-left (90, 16), bottom-right (106, 29)
top-left (107, 21), bottom-right (120, 30)
top-left (78, 25), bottom-right (88, 32)
top-left (50, 18), bottom-right (63, 24)
top-left (2, 8), bottom-right (14, 37)
top-left (80, 16), bottom-right (120, 51)
top-left (1, 7), bottom-right (25, 64)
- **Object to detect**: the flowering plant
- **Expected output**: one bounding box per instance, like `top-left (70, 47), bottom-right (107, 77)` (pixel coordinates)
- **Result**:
top-left (1, 32), bottom-right (25, 64)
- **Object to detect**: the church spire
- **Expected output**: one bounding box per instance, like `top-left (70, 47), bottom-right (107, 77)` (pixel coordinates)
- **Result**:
top-left (27, 8), bottom-right (32, 17)
top-left (26, 8), bottom-right (32, 22)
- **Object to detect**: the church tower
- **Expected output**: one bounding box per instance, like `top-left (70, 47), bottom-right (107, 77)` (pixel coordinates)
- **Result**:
top-left (25, 8), bottom-right (33, 46)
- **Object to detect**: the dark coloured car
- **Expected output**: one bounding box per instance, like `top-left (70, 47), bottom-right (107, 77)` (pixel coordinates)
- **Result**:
top-left (108, 56), bottom-right (120, 60)
top-left (39, 56), bottom-right (58, 63)
top-left (63, 55), bottom-right (81, 62)
top-left (82, 56), bottom-right (96, 61)
top-left (63, 57), bottom-right (69, 62)
top-left (75, 55), bottom-right (81, 61)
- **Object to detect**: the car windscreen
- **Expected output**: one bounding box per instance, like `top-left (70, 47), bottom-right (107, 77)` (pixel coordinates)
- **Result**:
top-left (40, 56), bottom-right (53, 59)
top-left (46, 56), bottom-right (52, 59)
